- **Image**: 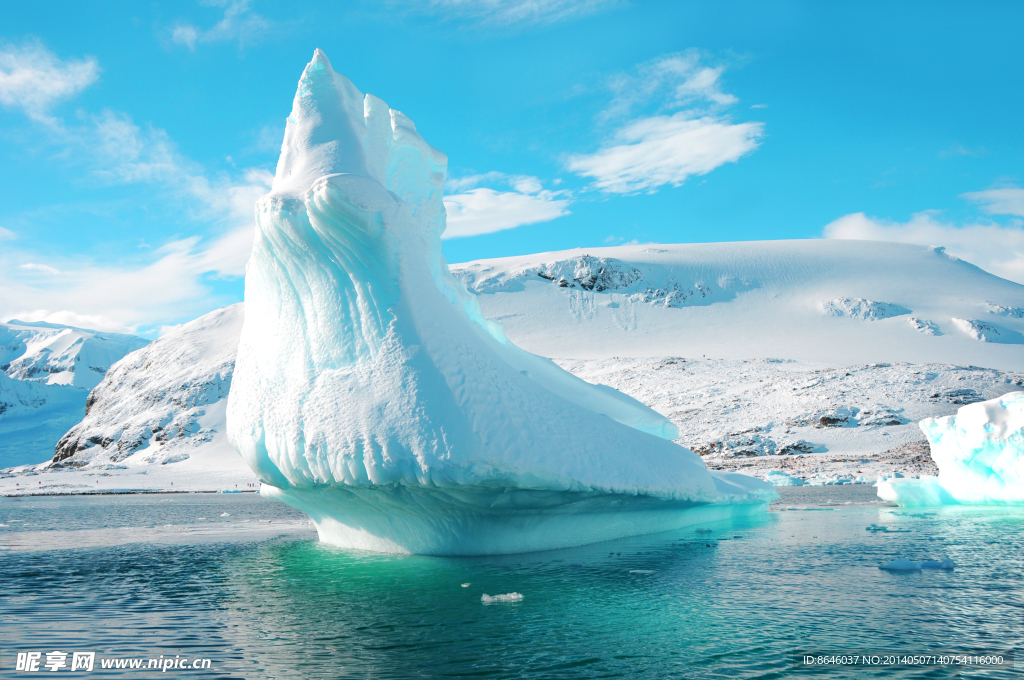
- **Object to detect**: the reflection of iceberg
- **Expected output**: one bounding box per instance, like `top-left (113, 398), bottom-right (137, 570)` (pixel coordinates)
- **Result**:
top-left (878, 392), bottom-right (1024, 506)
top-left (226, 50), bottom-right (775, 555)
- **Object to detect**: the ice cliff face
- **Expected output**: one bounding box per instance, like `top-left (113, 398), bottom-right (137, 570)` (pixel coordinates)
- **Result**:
top-left (226, 50), bottom-right (772, 554)
top-left (0, 321), bottom-right (148, 467)
top-left (52, 305), bottom-right (243, 468)
top-left (879, 392), bottom-right (1024, 505)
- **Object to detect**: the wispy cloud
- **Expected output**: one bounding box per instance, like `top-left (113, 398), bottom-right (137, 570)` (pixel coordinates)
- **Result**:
top-left (0, 43), bottom-right (272, 333)
top-left (603, 51), bottom-right (738, 121)
top-left (569, 51), bottom-right (763, 195)
top-left (567, 114), bottom-right (762, 194)
top-left (170, 0), bottom-right (271, 50)
top-left (18, 263), bottom-right (60, 275)
top-left (443, 173), bottom-right (570, 238)
top-left (823, 211), bottom-right (1024, 285)
top-left (0, 226), bottom-right (15, 240)
top-left (405, 0), bottom-right (620, 27)
top-left (0, 40), bottom-right (99, 123)
top-left (961, 186), bottom-right (1024, 218)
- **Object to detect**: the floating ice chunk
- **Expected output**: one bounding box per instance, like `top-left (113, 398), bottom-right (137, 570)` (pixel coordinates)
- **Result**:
top-left (765, 470), bottom-right (805, 486)
top-left (220, 512), bottom-right (230, 517)
top-left (481, 592), bottom-right (523, 604)
top-left (460, 583), bottom-right (470, 588)
top-left (921, 559), bottom-right (955, 570)
top-left (879, 558), bottom-right (954, 571)
top-left (879, 392), bottom-right (1024, 506)
top-left (866, 524), bottom-right (910, 533)
top-left (226, 50), bottom-right (777, 555)
top-left (880, 558), bottom-right (922, 571)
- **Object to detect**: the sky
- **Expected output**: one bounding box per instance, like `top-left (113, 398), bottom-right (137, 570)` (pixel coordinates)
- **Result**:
top-left (1, 0), bottom-right (1022, 336)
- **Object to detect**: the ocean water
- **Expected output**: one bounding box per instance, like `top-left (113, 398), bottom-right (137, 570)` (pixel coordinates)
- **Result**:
top-left (1, 487), bottom-right (1021, 678)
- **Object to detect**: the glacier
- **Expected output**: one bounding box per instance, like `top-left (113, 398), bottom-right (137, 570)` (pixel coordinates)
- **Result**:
top-left (878, 392), bottom-right (1024, 506)
top-left (225, 49), bottom-right (776, 555)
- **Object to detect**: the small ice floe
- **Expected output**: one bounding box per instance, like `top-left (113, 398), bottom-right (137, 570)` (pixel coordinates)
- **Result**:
top-left (629, 569), bottom-right (655, 574)
top-left (197, 517), bottom-right (207, 520)
top-left (765, 470), bottom-right (805, 487)
top-left (481, 592), bottom-right (524, 604)
top-left (880, 558), bottom-right (955, 571)
top-left (866, 524), bottom-right (911, 533)
top-left (461, 583), bottom-right (470, 588)
top-left (220, 512), bottom-right (230, 517)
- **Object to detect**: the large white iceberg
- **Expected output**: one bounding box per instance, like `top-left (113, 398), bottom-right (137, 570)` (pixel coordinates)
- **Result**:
top-left (878, 392), bottom-right (1024, 506)
top-left (226, 49), bottom-right (775, 555)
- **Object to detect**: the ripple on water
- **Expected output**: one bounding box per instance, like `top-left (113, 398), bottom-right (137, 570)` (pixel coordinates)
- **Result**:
top-left (1, 487), bottom-right (1022, 679)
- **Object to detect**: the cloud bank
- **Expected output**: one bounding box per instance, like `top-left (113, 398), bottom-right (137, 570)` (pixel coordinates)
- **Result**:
top-left (443, 173), bottom-right (570, 238)
top-left (824, 211), bottom-right (1024, 285)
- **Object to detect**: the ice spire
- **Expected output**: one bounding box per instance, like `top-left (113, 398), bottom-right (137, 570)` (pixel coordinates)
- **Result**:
top-left (227, 50), bottom-right (774, 555)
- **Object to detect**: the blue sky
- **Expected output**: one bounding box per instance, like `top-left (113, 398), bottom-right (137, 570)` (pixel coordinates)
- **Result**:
top-left (1, 0), bottom-right (1022, 335)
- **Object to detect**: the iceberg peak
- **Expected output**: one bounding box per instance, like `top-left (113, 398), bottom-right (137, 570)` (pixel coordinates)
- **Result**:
top-left (228, 51), bottom-right (775, 555)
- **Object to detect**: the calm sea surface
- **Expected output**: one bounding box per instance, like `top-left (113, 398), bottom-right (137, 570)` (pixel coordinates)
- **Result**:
top-left (1, 487), bottom-right (1021, 678)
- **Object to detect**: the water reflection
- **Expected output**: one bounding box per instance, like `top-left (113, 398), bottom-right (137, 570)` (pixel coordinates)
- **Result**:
top-left (2, 488), bottom-right (1022, 679)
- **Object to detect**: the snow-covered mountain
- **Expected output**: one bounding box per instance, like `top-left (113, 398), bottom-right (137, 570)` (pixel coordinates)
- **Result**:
top-left (451, 240), bottom-right (1024, 370)
top-left (5, 238), bottom-right (1024, 491)
top-left (0, 320), bottom-right (149, 467)
top-left (52, 304), bottom-right (247, 476)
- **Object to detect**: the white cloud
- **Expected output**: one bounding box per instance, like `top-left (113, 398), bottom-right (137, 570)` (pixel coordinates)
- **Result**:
top-left (0, 41), bottom-right (99, 122)
top-left (0, 226), bottom-right (15, 240)
top-left (18, 263), bottom-right (60, 275)
top-left (962, 186), bottom-right (1024, 218)
top-left (411, 0), bottom-right (620, 26)
top-left (823, 211), bottom-right (1024, 285)
top-left (1, 106), bottom-right (273, 332)
top-left (87, 110), bottom-right (271, 276)
top-left (566, 113), bottom-right (763, 194)
top-left (604, 51), bottom-right (737, 121)
top-left (171, 0), bottom-right (271, 50)
top-left (570, 51), bottom-right (763, 194)
top-left (443, 173), bottom-right (570, 238)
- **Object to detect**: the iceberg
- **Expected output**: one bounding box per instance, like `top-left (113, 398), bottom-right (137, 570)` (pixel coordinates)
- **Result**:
top-left (878, 392), bottom-right (1024, 506)
top-left (226, 49), bottom-right (776, 555)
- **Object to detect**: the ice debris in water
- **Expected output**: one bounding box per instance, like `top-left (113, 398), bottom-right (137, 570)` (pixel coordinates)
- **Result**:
top-left (225, 49), bottom-right (777, 555)
top-left (220, 513), bottom-right (230, 517)
top-left (880, 558), bottom-right (954, 571)
top-left (482, 593), bottom-right (523, 604)
top-left (878, 392), bottom-right (1024, 506)
top-left (460, 583), bottom-right (470, 588)
top-left (865, 524), bottom-right (910, 533)
top-left (765, 470), bottom-right (805, 486)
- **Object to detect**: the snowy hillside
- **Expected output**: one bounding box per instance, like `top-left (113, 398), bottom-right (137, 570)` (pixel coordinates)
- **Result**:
top-left (6, 238), bottom-right (1024, 492)
top-left (559, 357), bottom-right (1022, 482)
top-left (0, 320), bottom-right (148, 467)
top-left (50, 304), bottom-right (250, 484)
top-left (452, 240), bottom-right (1024, 371)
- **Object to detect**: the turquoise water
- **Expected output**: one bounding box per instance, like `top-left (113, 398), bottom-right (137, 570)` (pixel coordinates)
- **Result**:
top-left (1, 487), bottom-right (1021, 678)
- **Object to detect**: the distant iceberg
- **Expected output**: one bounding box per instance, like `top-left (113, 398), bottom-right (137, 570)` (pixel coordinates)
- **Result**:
top-left (226, 49), bottom-right (776, 555)
top-left (878, 392), bottom-right (1024, 506)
